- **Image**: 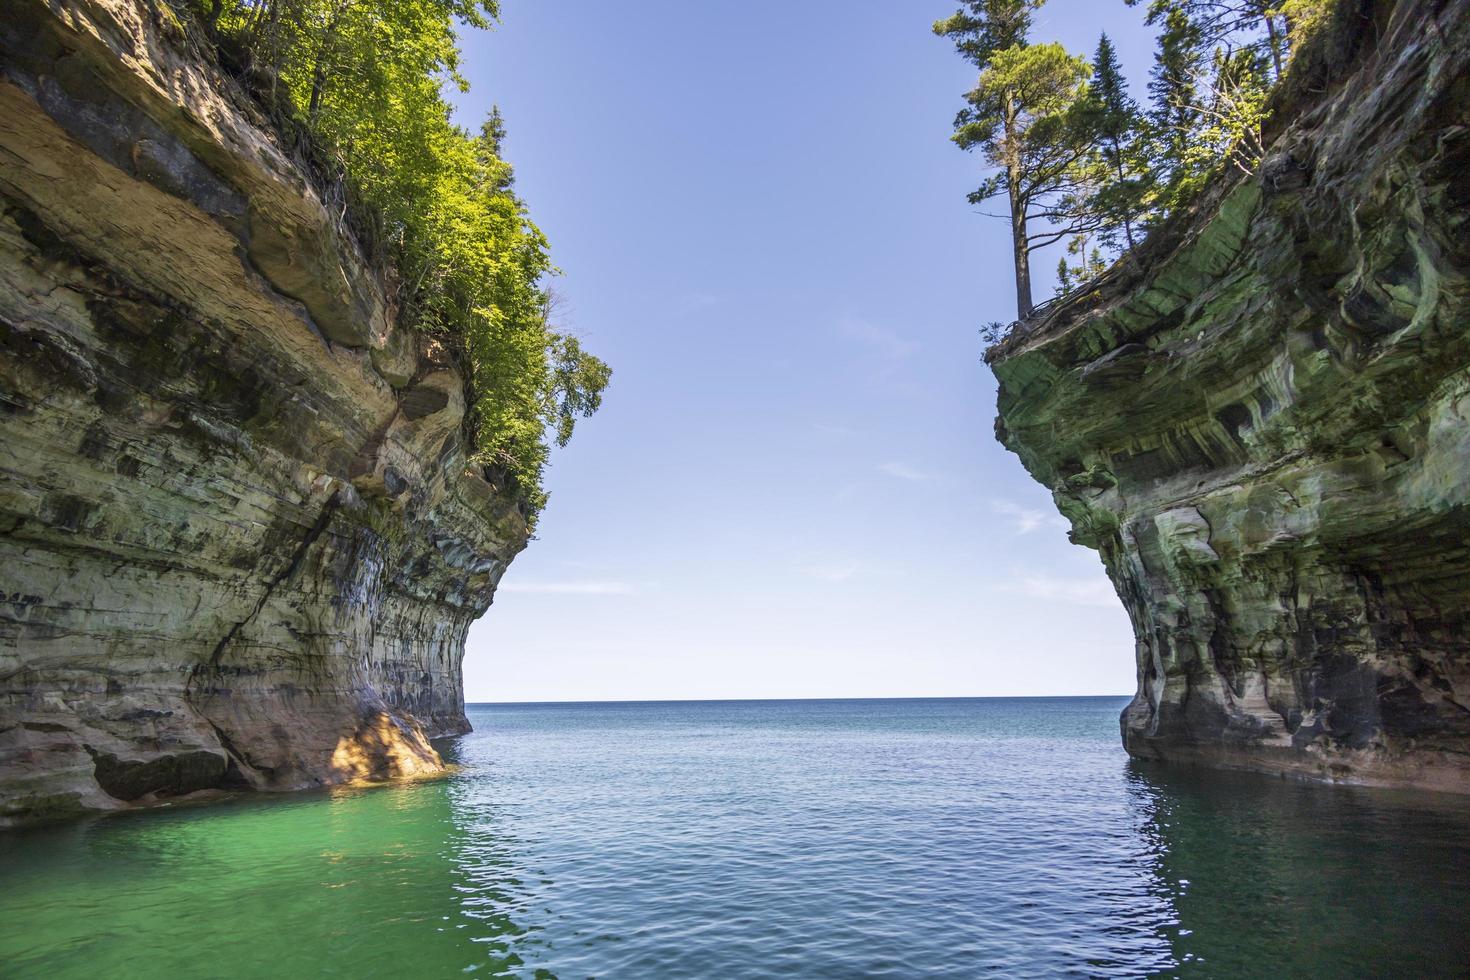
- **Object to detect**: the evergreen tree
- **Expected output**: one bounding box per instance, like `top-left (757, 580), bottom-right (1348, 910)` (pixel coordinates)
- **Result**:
top-left (1185, 45), bottom-right (1273, 177)
top-left (1057, 233), bottom-right (1108, 291)
top-left (477, 107), bottom-right (515, 193)
top-left (936, 2), bottom-right (1104, 318)
top-left (933, 0), bottom-right (1040, 68)
top-left (1148, 6), bottom-right (1206, 209)
top-left (1128, 0), bottom-right (1288, 79)
top-left (1079, 33), bottom-right (1149, 249)
top-left (955, 42), bottom-right (1097, 318)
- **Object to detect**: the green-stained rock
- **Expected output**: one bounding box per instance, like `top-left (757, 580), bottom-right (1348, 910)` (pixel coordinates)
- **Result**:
top-left (990, 0), bottom-right (1470, 792)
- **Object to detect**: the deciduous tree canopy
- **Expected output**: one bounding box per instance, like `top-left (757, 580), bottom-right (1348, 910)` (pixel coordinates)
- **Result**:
top-left (196, 0), bottom-right (609, 521)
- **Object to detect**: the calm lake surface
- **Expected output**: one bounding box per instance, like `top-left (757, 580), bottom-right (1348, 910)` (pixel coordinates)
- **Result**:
top-left (3, 696), bottom-right (1468, 977)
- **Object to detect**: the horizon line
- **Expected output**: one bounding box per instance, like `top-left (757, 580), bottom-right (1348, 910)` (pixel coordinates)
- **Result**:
top-left (465, 693), bottom-right (1133, 706)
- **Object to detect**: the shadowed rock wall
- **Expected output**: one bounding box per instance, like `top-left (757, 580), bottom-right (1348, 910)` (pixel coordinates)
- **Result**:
top-left (991, 0), bottom-right (1470, 791)
top-left (0, 0), bottom-right (527, 825)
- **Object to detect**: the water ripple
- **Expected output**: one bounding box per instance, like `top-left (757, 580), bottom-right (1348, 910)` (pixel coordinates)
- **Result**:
top-left (2, 698), bottom-right (1469, 977)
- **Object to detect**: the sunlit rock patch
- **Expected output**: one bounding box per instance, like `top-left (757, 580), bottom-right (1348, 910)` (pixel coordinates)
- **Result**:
top-left (330, 712), bottom-right (444, 783)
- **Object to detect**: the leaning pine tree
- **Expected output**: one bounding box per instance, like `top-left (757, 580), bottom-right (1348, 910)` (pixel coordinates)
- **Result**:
top-left (934, 0), bottom-right (1041, 318)
top-left (937, 1), bottom-right (1099, 318)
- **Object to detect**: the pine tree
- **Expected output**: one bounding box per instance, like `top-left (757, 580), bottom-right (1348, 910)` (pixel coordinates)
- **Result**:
top-left (1079, 33), bottom-right (1148, 249)
top-left (1148, 6), bottom-right (1206, 209)
top-left (933, 0), bottom-right (1040, 68)
top-left (955, 43), bottom-right (1097, 318)
top-left (936, 2), bottom-right (1105, 319)
top-left (1127, 0), bottom-right (1288, 80)
top-left (935, 2), bottom-right (1043, 316)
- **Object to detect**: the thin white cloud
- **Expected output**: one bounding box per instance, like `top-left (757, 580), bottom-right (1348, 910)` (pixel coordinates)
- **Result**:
top-left (880, 462), bottom-right (938, 482)
top-left (990, 499), bottom-right (1065, 534)
top-left (498, 581), bottom-right (636, 596)
top-left (1006, 572), bottom-right (1118, 608)
top-left (838, 316), bottom-right (917, 359)
top-left (800, 562), bottom-right (864, 583)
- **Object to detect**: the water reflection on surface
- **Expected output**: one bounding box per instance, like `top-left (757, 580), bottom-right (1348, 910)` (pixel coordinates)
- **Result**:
top-left (1, 697), bottom-right (1467, 978)
top-left (1126, 761), bottom-right (1470, 976)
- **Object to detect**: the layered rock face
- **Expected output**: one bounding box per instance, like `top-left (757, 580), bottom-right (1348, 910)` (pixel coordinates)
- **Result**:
top-left (991, 0), bottom-right (1470, 791)
top-left (0, 0), bottom-right (527, 825)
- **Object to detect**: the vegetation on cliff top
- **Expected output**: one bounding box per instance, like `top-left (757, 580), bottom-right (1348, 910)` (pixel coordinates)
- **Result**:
top-left (935, 0), bottom-right (1337, 326)
top-left (187, 0), bottom-right (608, 521)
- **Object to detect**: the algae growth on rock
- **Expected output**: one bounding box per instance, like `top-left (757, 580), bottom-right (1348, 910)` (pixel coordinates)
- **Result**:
top-left (990, 0), bottom-right (1470, 792)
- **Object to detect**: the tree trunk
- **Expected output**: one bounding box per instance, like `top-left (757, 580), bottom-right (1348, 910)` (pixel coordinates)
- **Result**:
top-left (1004, 91), bottom-right (1033, 319)
top-left (1009, 180), bottom-right (1032, 318)
top-left (1110, 135), bottom-right (1136, 250)
top-left (1263, 12), bottom-right (1285, 79)
top-left (307, 55), bottom-right (327, 123)
top-left (307, 12), bottom-right (342, 125)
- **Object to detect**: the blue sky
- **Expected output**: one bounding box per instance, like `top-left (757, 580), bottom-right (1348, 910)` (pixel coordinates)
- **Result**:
top-left (453, 1), bottom-right (1157, 702)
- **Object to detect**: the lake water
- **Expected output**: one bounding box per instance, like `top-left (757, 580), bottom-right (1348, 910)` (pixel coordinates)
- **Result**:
top-left (2, 697), bottom-right (1468, 977)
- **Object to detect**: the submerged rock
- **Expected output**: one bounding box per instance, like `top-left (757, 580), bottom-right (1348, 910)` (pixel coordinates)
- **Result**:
top-left (990, 0), bottom-right (1470, 792)
top-left (0, 0), bottom-right (528, 825)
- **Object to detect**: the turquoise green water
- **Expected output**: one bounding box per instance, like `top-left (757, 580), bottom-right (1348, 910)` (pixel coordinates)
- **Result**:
top-left (2, 697), bottom-right (1468, 977)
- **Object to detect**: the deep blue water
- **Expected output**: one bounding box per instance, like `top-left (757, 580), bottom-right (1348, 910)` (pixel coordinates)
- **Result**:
top-left (3, 696), bottom-right (1469, 977)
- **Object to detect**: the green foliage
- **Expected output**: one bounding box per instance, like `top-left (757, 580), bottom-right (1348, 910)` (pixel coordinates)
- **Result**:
top-left (1056, 234), bottom-right (1108, 292)
top-left (199, 0), bottom-right (608, 522)
top-left (1143, 7), bottom-right (1277, 209)
top-left (1148, 5), bottom-right (1207, 208)
top-left (942, 0), bottom-right (1332, 344)
top-left (933, 0), bottom-right (1041, 67)
top-left (961, 41), bottom-right (1099, 232)
top-left (1186, 46), bottom-right (1273, 177)
top-left (958, 45), bottom-right (1090, 171)
top-left (1076, 33), bottom-right (1151, 249)
top-left (1127, 0), bottom-right (1289, 78)
top-left (935, 0), bottom-right (1098, 316)
top-left (1128, 0), bottom-right (1327, 212)
top-left (1273, 0), bottom-right (1338, 58)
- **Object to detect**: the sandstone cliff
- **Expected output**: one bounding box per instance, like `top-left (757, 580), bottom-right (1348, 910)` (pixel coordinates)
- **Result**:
top-left (0, 0), bottom-right (529, 825)
top-left (990, 0), bottom-right (1470, 792)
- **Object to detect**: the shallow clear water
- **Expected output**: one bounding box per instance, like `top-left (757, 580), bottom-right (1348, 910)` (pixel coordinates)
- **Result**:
top-left (3, 697), bottom-right (1468, 977)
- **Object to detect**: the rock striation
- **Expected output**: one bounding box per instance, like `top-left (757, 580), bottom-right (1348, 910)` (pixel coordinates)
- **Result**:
top-left (990, 0), bottom-right (1470, 792)
top-left (0, 0), bottom-right (528, 826)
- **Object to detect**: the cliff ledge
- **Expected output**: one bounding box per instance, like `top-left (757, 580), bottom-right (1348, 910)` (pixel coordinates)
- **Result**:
top-left (991, 0), bottom-right (1470, 792)
top-left (0, 0), bottom-right (528, 825)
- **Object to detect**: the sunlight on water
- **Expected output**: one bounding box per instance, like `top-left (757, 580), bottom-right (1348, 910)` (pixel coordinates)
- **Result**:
top-left (2, 698), bottom-right (1467, 977)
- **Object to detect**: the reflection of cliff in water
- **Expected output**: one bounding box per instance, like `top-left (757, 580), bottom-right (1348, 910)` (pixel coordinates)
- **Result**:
top-left (1126, 762), bottom-right (1470, 977)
